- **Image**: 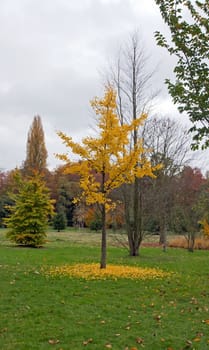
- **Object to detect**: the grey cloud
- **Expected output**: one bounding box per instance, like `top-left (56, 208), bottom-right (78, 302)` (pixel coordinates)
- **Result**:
top-left (1, 0), bottom-right (203, 171)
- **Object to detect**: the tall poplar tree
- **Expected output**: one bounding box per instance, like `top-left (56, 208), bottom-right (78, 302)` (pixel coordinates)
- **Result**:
top-left (24, 115), bottom-right (48, 175)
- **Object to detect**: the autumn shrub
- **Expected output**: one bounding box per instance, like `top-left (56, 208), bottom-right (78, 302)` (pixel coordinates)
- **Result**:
top-left (169, 236), bottom-right (209, 250)
top-left (200, 218), bottom-right (209, 239)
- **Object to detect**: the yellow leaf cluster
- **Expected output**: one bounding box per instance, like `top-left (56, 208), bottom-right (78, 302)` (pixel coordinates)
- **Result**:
top-left (42, 263), bottom-right (172, 280)
top-left (56, 86), bottom-right (161, 209)
top-left (200, 219), bottom-right (209, 238)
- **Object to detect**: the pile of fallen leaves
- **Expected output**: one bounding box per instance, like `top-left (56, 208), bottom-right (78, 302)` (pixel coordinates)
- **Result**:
top-left (42, 263), bottom-right (171, 280)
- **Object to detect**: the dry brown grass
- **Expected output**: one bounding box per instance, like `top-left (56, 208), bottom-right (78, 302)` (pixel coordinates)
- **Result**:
top-left (169, 235), bottom-right (209, 250)
top-left (45, 230), bottom-right (161, 248)
top-left (0, 228), bottom-right (160, 248)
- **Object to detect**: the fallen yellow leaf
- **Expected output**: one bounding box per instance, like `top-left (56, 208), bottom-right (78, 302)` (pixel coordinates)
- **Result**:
top-left (193, 337), bottom-right (200, 342)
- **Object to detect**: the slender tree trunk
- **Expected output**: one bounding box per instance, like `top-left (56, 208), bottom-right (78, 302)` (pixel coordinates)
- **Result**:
top-left (100, 170), bottom-right (107, 268)
top-left (160, 221), bottom-right (167, 252)
top-left (187, 233), bottom-right (195, 252)
top-left (100, 203), bottom-right (106, 268)
top-left (159, 195), bottom-right (168, 251)
top-left (125, 180), bottom-right (143, 257)
top-left (132, 177), bottom-right (140, 256)
top-left (159, 219), bottom-right (167, 246)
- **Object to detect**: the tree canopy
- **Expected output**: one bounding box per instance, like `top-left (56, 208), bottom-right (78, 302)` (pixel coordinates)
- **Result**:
top-left (155, 0), bottom-right (209, 149)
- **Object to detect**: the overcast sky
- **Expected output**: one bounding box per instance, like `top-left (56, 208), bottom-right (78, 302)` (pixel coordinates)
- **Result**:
top-left (0, 0), bottom-right (207, 172)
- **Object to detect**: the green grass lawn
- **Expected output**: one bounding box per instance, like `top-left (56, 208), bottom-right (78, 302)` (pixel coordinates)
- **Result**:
top-left (0, 229), bottom-right (209, 350)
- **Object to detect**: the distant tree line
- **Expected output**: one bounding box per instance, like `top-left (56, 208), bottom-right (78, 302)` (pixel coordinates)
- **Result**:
top-left (1, 113), bottom-right (209, 252)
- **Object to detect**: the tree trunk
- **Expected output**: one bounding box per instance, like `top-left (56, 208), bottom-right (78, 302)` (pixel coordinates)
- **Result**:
top-left (131, 177), bottom-right (140, 256)
top-left (100, 203), bottom-right (107, 268)
top-left (187, 233), bottom-right (195, 252)
top-left (100, 169), bottom-right (107, 268)
top-left (128, 237), bottom-right (140, 256)
top-left (159, 208), bottom-right (167, 251)
top-left (124, 180), bottom-right (143, 257)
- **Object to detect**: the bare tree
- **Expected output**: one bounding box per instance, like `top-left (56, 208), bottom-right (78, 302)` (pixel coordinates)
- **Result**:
top-left (143, 116), bottom-right (192, 248)
top-left (107, 32), bottom-right (159, 256)
top-left (109, 32), bottom-right (158, 124)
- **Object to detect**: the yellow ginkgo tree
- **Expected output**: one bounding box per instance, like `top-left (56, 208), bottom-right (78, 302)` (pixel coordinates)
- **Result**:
top-left (57, 86), bottom-right (158, 268)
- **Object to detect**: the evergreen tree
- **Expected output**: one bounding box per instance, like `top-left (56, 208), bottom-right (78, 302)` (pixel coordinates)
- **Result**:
top-left (53, 211), bottom-right (67, 232)
top-left (5, 172), bottom-right (54, 247)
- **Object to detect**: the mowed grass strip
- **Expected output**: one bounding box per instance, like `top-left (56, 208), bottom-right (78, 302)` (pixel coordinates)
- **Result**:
top-left (0, 229), bottom-right (209, 350)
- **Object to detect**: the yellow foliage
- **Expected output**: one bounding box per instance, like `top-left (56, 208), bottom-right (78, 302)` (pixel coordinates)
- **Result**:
top-left (42, 263), bottom-right (172, 280)
top-left (56, 85), bottom-right (160, 209)
top-left (200, 219), bottom-right (209, 238)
